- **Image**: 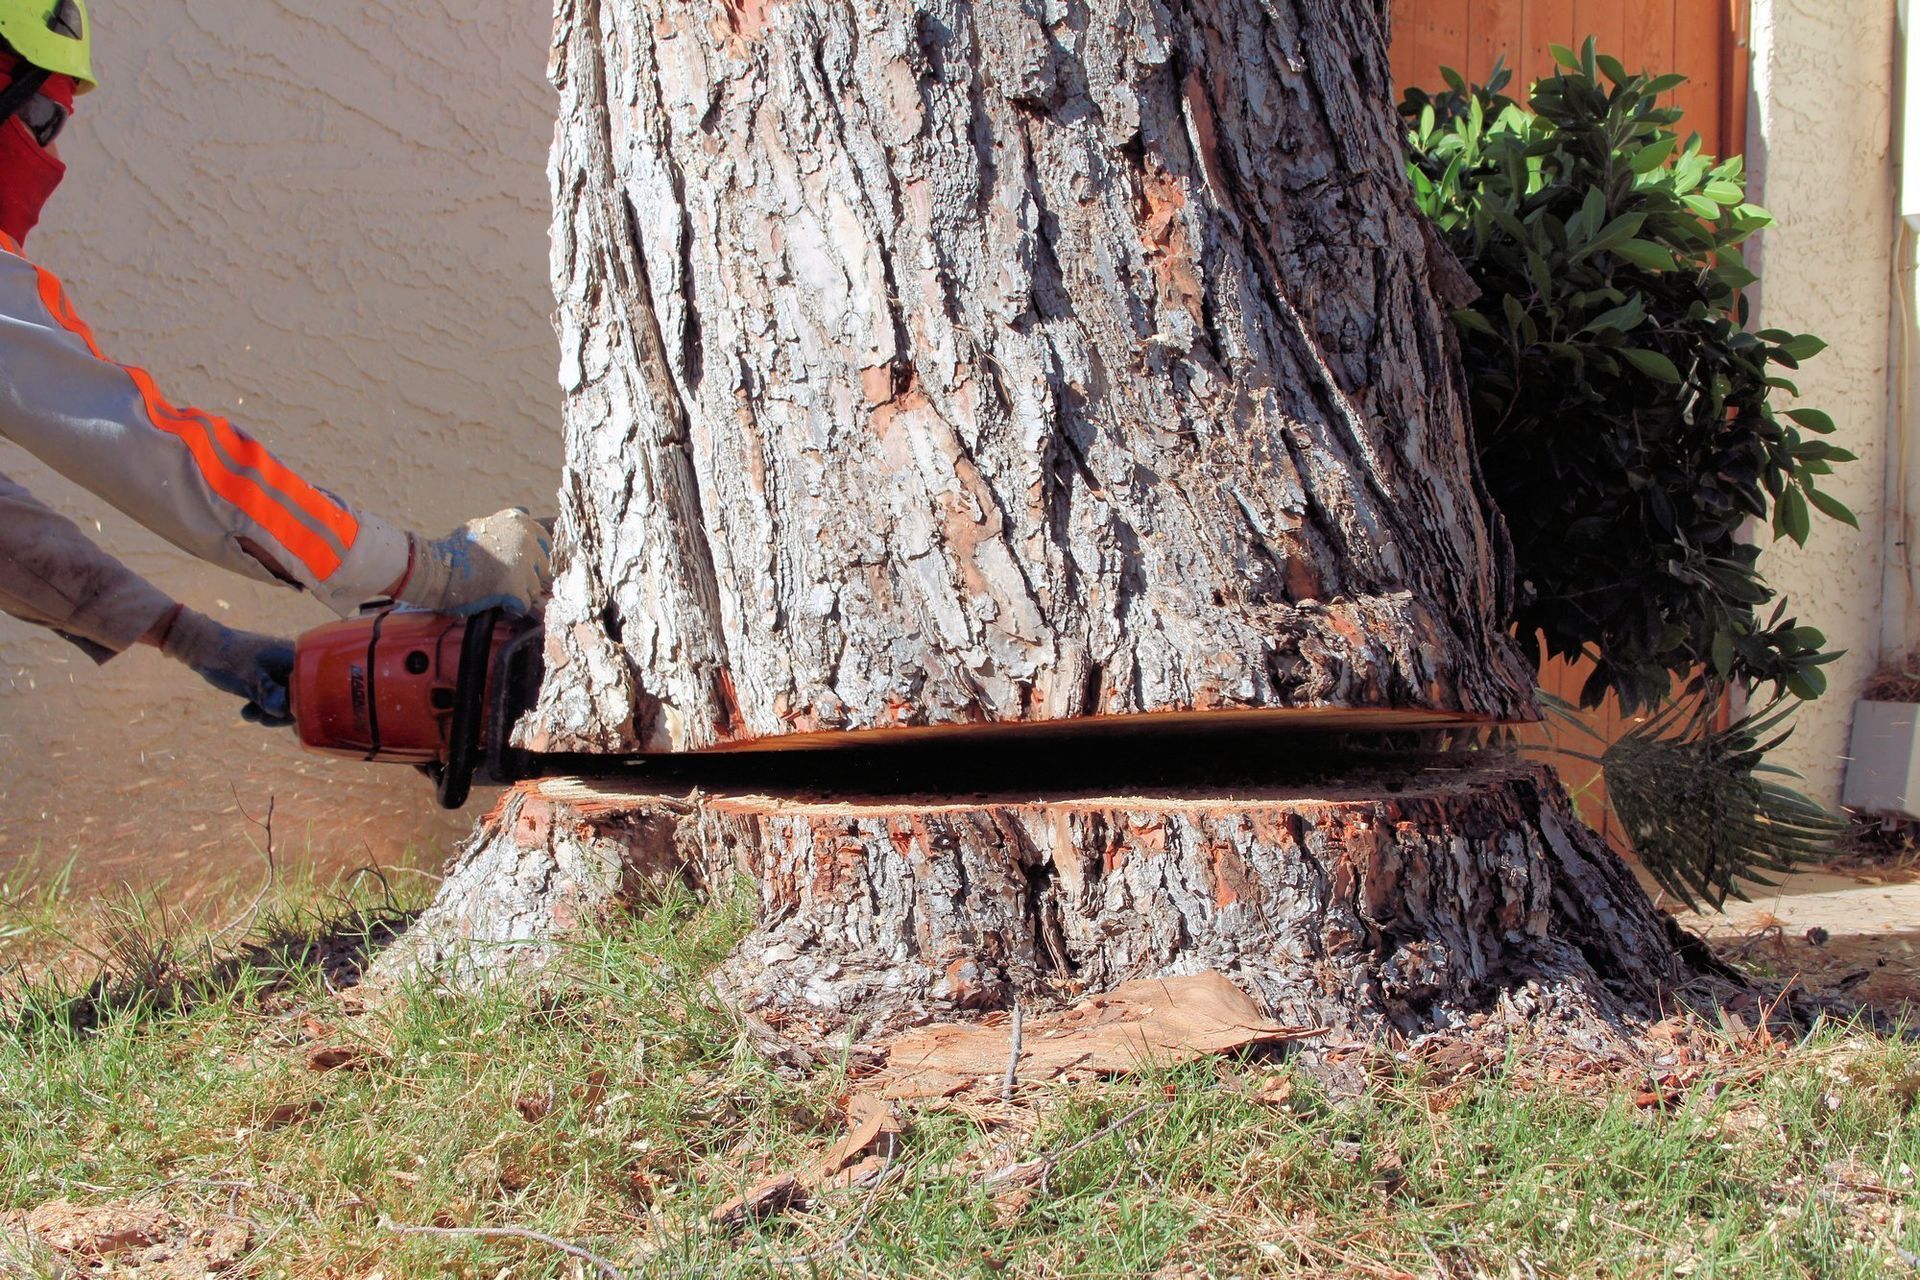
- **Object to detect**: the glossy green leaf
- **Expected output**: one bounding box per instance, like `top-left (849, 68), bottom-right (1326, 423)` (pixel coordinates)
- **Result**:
top-left (1630, 136), bottom-right (1677, 174)
top-left (1581, 297), bottom-right (1647, 334)
top-left (1776, 334), bottom-right (1828, 361)
top-left (1775, 485), bottom-right (1811, 545)
top-left (1611, 238), bottom-right (1677, 271)
top-left (1620, 347), bottom-right (1682, 382)
top-left (1804, 485), bottom-right (1859, 528)
top-left (1784, 407), bottom-right (1835, 434)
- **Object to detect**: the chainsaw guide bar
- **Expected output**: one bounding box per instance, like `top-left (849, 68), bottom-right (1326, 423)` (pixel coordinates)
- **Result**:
top-left (290, 607), bottom-right (1513, 809)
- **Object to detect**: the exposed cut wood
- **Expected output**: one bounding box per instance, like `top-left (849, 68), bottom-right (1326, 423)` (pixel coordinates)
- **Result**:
top-left (380, 757), bottom-right (1701, 1039)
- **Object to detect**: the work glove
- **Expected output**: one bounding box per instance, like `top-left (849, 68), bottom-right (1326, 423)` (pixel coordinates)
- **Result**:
top-left (159, 608), bottom-right (296, 727)
top-left (396, 508), bottom-right (553, 617)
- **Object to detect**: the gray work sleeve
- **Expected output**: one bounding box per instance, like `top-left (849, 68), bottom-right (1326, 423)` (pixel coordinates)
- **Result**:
top-left (0, 468), bottom-right (175, 661)
top-left (0, 235), bottom-right (410, 617)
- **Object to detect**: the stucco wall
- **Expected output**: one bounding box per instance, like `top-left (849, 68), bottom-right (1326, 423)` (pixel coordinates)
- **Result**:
top-left (0, 1), bottom-right (559, 888)
top-left (1747, 0), bottom-right (1898, 803)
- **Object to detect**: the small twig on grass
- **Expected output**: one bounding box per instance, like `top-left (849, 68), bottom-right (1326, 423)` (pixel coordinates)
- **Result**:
top-left (982, 1102), bottom-right (1160, 1194)
top-left (206, 790), bottom-right (278, 952)
top-left (1002, 1001), bottom-right (1024, 1104)
top-left (380, 1218), bottom-right (624, 1280)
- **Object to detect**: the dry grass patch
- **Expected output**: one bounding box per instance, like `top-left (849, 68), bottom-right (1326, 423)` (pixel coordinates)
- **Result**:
top-left (1, 876), bottom-right (1917, 1278)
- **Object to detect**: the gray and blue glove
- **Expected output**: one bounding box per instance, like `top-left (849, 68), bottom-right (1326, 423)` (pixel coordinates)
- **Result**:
top-left (159, 608), bottom-right (296, 727)
top-left (396, 508), bottom-right (553, 616)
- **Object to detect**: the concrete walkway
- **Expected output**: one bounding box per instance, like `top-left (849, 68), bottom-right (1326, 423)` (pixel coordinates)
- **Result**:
top-left (1672, 869), bottom-right (1920, 1011)
top-left (1680, 871), bottom-right (1920, 939)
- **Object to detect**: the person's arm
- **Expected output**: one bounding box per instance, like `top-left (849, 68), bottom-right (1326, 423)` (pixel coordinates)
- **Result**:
top-left (0, 236), bottom-right (408, 615)
top-left (0, 469), bottom-right (294, 720)
top-left (0, 235), bottom-right (553, 617)
top-left (0, 466), bottom-right (174, 656)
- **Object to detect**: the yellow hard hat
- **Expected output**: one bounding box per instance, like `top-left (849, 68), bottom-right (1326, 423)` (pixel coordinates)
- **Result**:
top-left (0, 0), bottom-right (93, 93)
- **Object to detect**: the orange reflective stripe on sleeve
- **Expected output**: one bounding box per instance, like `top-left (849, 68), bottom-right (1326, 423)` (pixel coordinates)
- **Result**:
top-left (173, 397), bottom-right (359, 548)
top-left (33, 263), bottom-right (103, 358)
top-left (122, 367), bottom-right (346, 580)
top-left (20, 256), bottom-right (359, 583)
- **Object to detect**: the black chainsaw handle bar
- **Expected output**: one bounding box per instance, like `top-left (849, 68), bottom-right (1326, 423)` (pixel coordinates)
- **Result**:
top-left (435, 608), bottom-right (498, 810)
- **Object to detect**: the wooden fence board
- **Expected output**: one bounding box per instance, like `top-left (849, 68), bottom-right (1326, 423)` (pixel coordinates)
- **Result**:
top-left (1470, 0), bottom-right (1526, 84)
top-left (1520, 0), bottom-right (1579, 83)
top-left (1397, 0), bottom-right (1474, 98)
top-left (1393, 0), bottom-right (1739, 158)
top-left (1672, 0), bottom-right (1730, 152)
top-left (1574, 0), bottom-right (1629, 69)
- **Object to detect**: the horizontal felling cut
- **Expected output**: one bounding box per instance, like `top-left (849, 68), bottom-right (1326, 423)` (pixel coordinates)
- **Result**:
top-left (381, 759), bottom-right (1693, 1037)
top-left (526, 0), bottom-right (1539, 754)
top-left (525, 703), bottom-right (1499, 760)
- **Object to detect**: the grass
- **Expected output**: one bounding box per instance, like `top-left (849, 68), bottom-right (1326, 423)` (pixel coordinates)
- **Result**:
top-left (1, 874), bottom-right (1918, 1278)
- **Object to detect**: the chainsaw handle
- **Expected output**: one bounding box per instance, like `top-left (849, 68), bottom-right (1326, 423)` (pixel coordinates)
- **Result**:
top-left (435, 608), bottom-right (498, 809)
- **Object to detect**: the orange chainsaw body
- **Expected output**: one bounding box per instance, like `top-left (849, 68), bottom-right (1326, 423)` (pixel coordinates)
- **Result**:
top-left (289, 607), bottom-right (542, 807)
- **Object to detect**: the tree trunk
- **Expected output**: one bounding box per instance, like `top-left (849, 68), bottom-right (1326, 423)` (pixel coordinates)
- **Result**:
top-left (528, 0), bottom-right (1535, 754)
top-left (383, 0), bottom-right (1719, 1037)
top-left (382, 758), bottom-right (1698, 1037)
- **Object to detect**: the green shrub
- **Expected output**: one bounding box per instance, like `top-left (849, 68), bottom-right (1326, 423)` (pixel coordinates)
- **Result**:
top-left (1401, 42), bottom-right (1855, 714)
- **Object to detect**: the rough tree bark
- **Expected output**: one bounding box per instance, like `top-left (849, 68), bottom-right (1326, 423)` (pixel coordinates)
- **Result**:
top-left (528, 0), bottom-right (1535, 754)
top-left (387, 758), bottom-right (1696, 1036)
top-left (383, 0), bottom-right (1713, 1035)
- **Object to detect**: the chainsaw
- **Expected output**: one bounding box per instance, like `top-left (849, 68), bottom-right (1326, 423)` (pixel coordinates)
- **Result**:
top-left (288, 606), bottom-right (546, 809)
top-left (288, 607), bottom-right (1487, 812)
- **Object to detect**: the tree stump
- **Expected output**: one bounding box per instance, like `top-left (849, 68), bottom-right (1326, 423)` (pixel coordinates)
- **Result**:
top-left (382, 750), bottom-right (1699, 1038)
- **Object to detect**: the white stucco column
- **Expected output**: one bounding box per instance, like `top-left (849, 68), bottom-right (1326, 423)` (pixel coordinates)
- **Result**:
top-left (1747, 0), bottom-right (1898, 803)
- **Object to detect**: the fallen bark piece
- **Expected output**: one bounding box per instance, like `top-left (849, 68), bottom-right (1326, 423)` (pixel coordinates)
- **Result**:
top-left (9, 1199), bottom-right (250, 1277)
top-left (878, 973), bottom-right (1316, 1099)
top-left (709, 1174), bottom-right (805, 1232)
top-left (810, 1093), bottom-right (902, 1188)
top-left (304, 1043), bottom-right (376, 1073)
top-left (21, 1199), bottom-right (173, 1258)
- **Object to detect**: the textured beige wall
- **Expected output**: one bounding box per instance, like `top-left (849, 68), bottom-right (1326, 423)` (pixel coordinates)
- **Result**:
top-left (0, 1), bottom-right (559, 888)
top-left (1747, 0), bottom-right (1898, 803)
